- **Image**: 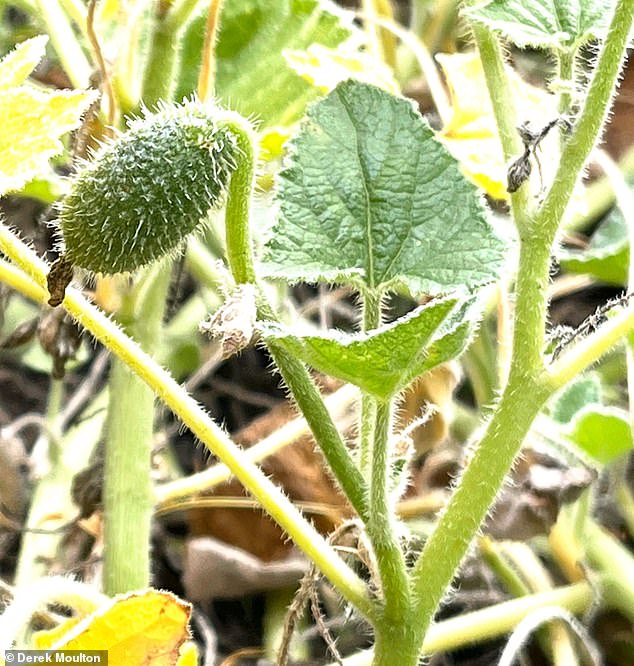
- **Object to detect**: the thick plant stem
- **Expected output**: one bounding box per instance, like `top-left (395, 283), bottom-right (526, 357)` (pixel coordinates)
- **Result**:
top-left (220, 114), bottom-right (370, 521)
top-left (102, 362), bottom-right (155, 593)
top-left (402, 0), bottom-right (634, 652)
top-left (0, 226), bottom-right (374, 618)
top-left (408, 234), bottom-right (552, 643)
top-left (409, 370), bottom-right (549, 642)
top-left (372, 617), bottom-right (420, 666)
top-left (102, 264), bottom-right (171, 595)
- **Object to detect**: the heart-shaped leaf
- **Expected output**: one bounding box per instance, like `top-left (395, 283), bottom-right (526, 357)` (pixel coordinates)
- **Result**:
top-left (262, 80), bottom-right (506, 298)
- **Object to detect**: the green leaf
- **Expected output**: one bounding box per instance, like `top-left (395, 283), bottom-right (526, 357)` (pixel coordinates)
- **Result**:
top-left (262, 296), bottom-right (474, 400)
top-left (262, 80), bottom-right (506, 297)
top-left (175, 0), bottom-right (354, 127)
top-left (550, 373), bottom-right (602, 423)
top-left (465, 0), bottom-right (615, 51)
top-left (566, 405), bottom-right (633, 465)
top-left (559, 209), bottom-right (628, 286)
top-left (0, 36), bottom-right (97, 195)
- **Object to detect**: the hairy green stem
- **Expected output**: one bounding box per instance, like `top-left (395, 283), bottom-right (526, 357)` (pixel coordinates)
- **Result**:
top-left (336, 582), bottom-right (593, 665)
top-left (468, 20), bottom-right (532, 229)
top-left (219, 114), bottom-right (370, 521)
top-left (535, 0), bottom-right (634, 239)
top-left (0, 225), bottom-right (375, 618)
top-left (404, 0), bottom-right (634, 645)
top-left (102, 264), bottom-right (170, 595)
top-left (359, 290), bottom-right (382, 477)
top-left (557, 49), bottom-right (576, 118)
top-left (219, 114), bottom-right (258, 284)
top-left (164, 0), bottom-right (205, 30)
top-left (141, 19), bottom-right (179, 106)
top-left (368, 402), bottom-right (411, 621)
top-left (141, 0), bottom-right (204, 106)
top-left (357, 289), bottom-right (411, 649)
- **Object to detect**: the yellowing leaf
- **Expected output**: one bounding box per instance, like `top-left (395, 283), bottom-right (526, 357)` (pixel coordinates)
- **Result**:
top-left (0, 87), bottom-right (96, 195)
top-left (284, 43), bottom-right (399, 95)
top-left (437, 52), bottom-right (557, 200)
top-left (0, 36), bottom-right (97, 195)
top-left (51, 589), bottom-right (192, 665)
top-left (34, 618), bottom-right (82, 648)
top-left (176, 641), bottom-right (199, 666)
top-left (0, 36), bottom-right (48, 91)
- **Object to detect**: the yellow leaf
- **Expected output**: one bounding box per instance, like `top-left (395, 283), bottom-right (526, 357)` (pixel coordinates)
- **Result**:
top-left (51, 590), bottom-right (191, 666)
top-left (0, 87), bottom-right (96, 195)
top-left (176, 641), bottom-right (199, 666)
top-left (284, 43), bottom-right (399, 95)
top-left (0, 36), bottom-right (48, 91)
top-left (34, 618), bottom-right (82, 648)
top-left (437, 52), bottom-right (557, 200)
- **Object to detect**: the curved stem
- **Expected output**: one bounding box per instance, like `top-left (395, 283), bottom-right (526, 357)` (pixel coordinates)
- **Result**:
top-left (0, 223), bottom-right (375, 620)
top-left (218, 113), bottom-right (258, 284)
top-left (219, 114), bottom-right (370, 521)
top-left (405, 0), bottom-right (634, 647)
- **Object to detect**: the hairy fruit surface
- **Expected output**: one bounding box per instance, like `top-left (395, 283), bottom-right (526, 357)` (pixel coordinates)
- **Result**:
top-left (58, 102), bottom-right (239, 274)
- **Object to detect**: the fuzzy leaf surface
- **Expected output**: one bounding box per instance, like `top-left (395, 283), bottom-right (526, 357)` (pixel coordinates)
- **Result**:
top-left (550, 373), bottom-right (602, 423)
top-left (465, 0), bottom-right (615, 50)
top-left (262, 296), bottom-right (473, 400)
top-left (263, 80), bottom-right (506, 296)
top-left (0, 37), bottom-right (96, 195)
top-left (0, 35), bottom-right (48, 90)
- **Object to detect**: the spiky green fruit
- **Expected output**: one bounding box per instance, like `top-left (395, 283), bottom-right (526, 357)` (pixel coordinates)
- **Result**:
top-left (58, 101), bottom-right (239, 274)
